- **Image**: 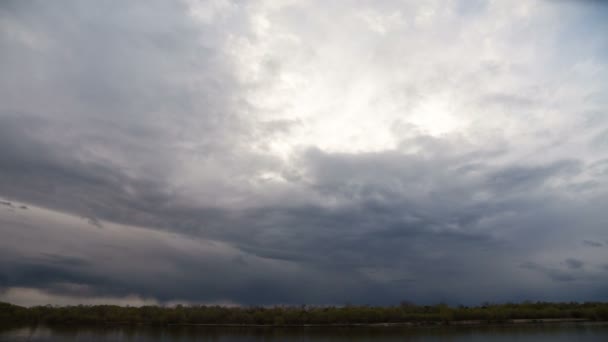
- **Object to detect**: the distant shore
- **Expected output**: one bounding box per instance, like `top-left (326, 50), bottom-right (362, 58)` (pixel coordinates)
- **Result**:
top-left (3, 301), bottom-right (608, 327)
top-left (74, 318), bottom-right (608, 328)
top-left (164, 318), bottom-right (604, 327)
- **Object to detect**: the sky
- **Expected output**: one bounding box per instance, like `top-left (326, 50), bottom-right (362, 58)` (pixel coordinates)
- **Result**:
top-left (1, 0), bottom-right (608, 307)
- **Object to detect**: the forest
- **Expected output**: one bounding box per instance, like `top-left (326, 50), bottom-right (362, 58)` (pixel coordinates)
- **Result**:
top-left (2, 301), bottom-right (608, 326)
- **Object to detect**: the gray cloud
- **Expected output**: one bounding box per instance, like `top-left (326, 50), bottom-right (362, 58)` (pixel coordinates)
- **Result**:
top-left (564, 258), bottom-right (584, 270)
top-left (583, 240), bottom-right (604, 248)
top-left (1, 0), bottom-right (608, 306)
top-left (520, 262), bottom-right (577, 283)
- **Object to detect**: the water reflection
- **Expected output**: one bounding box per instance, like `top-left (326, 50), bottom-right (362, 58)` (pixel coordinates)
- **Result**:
top-left (1, 323), bottom-right (608, 341)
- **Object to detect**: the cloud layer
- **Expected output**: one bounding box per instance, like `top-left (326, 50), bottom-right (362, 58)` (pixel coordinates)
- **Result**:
top-left (1, 0), bottom-right (608, 306)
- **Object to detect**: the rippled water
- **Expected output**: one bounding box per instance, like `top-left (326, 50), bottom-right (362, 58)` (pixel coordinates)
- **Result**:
top-left (2, 324), bottom-right (608, 341)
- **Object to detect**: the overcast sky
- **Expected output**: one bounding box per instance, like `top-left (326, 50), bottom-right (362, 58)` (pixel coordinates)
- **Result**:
top-left (1, 0), bottom-right (608, 307)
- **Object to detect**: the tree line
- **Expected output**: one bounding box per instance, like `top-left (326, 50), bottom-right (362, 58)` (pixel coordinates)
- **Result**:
top-left (2, 301), bottom-right (608, 326)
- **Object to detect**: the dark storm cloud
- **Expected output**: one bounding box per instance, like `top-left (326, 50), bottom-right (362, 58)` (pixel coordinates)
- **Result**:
top-left (0, 209), bottom-right (373, 305)
top-left (3, 130), bottom-right (608, 305)
top-left (1, 0), bottom-right (608, 306)
top-left (2, 261), bottom-right (101, 292)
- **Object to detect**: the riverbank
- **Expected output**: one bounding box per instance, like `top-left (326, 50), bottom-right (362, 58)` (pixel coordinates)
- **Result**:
top-left (163, 318), bottom-right (603, 327)
top-left (3, 301), bottom-right (608, 327)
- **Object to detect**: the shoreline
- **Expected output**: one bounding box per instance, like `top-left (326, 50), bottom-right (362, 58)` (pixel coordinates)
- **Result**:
top-left (5, 301), bottom-right (608, 328)
top-left (127, 318), bottom-right (605, 328)
top-left (4, 319), bottom-right (608, 332)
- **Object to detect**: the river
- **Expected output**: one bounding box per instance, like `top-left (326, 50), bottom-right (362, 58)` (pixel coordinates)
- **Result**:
top-left (2, 323), bottom-right (608, 341)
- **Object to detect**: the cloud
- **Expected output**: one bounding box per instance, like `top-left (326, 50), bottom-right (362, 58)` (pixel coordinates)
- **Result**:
top-left (0, 288), bottom-right (160, 308)
top-left (583, 240), bottom-right (604, 248)
top-left (520, 262), bottom-right (577, 283)
top-left (564, 258), bottom-right (584, 270)
top-left (1, 0), bottom-right (608, 305)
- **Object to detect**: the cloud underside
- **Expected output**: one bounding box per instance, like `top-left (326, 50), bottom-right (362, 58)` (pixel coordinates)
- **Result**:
top-left (1, 0), bottom-right (608, 305)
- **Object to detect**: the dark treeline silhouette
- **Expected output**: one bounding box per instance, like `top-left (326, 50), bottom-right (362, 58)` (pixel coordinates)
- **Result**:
top-left (2, 301), bottom-right (608, 326)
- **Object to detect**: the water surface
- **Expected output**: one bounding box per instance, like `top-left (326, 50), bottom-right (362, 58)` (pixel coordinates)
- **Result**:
top-left (2, 323), bottom-right (608, 341)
